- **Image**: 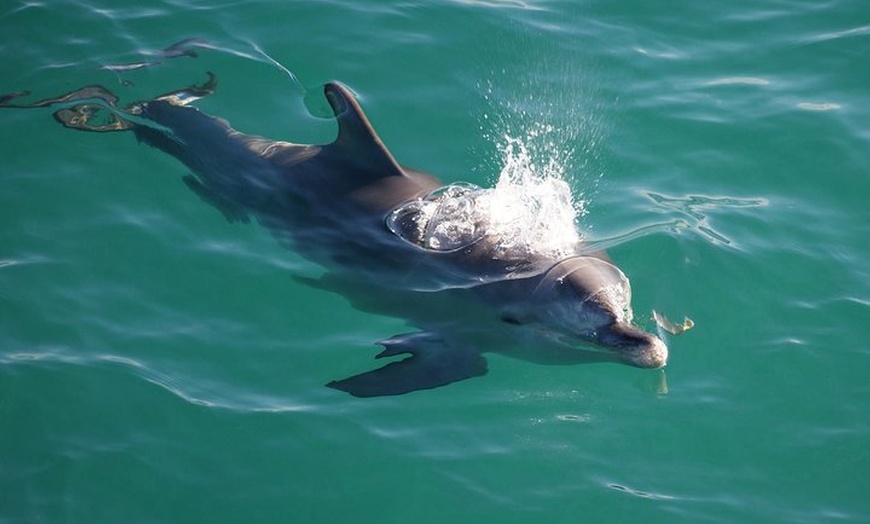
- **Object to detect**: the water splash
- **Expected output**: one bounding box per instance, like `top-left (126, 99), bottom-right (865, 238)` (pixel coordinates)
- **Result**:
top-left (468, 64), bottom-right (607, 260)
top-left (484, 133), bottom-right (583, 259)
top-left (387, 129), bottom-right (584, 264)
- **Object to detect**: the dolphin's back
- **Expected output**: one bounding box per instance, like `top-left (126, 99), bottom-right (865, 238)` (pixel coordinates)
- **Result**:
top-left (135, 100), bottom-right (336, 223)
top-left (133, 101), bottom-right (286, 185)
top-left (138, 84), bottom-right (440, 215)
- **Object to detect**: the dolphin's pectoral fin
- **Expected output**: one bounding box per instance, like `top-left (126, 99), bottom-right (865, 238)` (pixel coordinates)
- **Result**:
top-left (182, 175), bottom-right (250, 224)
top-left (327, 332), bottom-right (488, 397)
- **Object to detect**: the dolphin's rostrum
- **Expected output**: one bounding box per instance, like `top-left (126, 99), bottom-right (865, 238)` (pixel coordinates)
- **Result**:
top-left (2, 74), bottom-right (668, 396)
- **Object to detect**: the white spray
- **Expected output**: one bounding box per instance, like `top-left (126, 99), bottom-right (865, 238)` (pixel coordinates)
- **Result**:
top-left (387, 126), bottom-right (588, 266)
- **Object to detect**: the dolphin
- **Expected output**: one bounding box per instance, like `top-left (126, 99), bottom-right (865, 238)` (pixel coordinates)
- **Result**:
top-left (1, 74), bottom-right (667, 396)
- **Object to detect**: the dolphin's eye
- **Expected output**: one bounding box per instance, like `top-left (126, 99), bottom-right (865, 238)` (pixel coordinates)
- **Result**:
top-left (500, 314), bottom-right (523, 326)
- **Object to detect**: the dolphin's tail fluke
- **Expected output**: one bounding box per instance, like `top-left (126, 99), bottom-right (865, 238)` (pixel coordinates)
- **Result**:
top-left (151, 72), bottom-right (217, 107)
top-left (0, 72), bottom-right (217, 133)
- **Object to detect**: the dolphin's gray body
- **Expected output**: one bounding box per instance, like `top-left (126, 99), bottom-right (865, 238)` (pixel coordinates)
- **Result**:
top-left (3, 76), bottom-right (667, 396)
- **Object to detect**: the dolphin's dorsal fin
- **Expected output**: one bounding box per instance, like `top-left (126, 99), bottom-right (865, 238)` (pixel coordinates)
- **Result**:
top-left (323, 82), bottom-right (406, 181)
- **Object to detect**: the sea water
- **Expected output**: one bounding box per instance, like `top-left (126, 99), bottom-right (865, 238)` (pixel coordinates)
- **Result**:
top-left (1, 1), bottom-right (868, 523)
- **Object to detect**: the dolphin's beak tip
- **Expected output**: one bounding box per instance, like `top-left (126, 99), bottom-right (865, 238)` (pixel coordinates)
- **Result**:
top-left (646, 336), bottom-right (669, 369)
top-left (632, 331), bottom-right (668, 369)
top-left (601, 322), bottom-right (669, 369)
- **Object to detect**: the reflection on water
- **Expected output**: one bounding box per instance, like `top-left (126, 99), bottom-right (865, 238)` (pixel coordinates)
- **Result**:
top-left (581, 191), bottom-right (769, 252)
top-left (646, 191), bottom-right (768, 246)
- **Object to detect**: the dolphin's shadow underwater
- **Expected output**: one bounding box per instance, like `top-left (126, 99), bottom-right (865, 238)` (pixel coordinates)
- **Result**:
top-left (2, 73), bottom-right (669, 397)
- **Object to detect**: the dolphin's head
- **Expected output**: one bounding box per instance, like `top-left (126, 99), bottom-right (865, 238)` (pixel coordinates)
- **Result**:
top-left (503, 256), bottom-right (668, 368)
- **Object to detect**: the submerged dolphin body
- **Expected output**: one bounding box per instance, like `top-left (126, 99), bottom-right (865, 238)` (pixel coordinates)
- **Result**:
top-left (3, 75), bottom-right (667, 396)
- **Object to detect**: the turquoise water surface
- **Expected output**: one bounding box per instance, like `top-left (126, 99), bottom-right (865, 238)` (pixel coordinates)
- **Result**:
top-left (2, 1), bottom-right (869, 523)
